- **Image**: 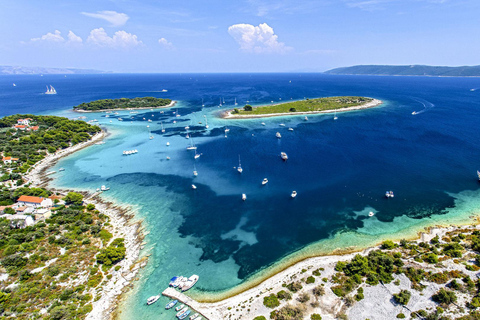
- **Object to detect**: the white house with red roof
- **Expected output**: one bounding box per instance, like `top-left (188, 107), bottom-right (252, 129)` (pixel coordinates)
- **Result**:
top-left (2, 156), bottom-right (19, 164)
top-left (14, 124), bottom-right (27, 130)
top-left (16, 195), bottom-right (53, 208)
top-left (17, 118), bottom-right (33, 125)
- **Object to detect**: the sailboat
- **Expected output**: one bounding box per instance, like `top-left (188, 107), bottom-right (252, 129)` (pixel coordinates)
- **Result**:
top-left (237, 155), bottom-right (243, 173)
top-left (194, 150), bottom-right (201, 159)
top-left (161, 122), bottom-right (165, 133)
top-left (193, 164), bottom-right (198, 177)
top-left (205, 117), bottom-right (209, 129)
top-left (187, 139), bottom-right (197, 150)
top-left (45, 85), bottom-right (57, 95)
top-left (219, 98), bottom-right (222, 107)
top-left (334, 110), bottom-right (338, 120)
top-left (234, 98), bottom-right (238, 106)
top-left (477, 170), bottom-right (480, 181)
top-left (201, 98), bottom-right (205, 107)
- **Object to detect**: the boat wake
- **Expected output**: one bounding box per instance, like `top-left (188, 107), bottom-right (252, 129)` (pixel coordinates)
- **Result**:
top-left (411, 97), bottom-right (434, 115)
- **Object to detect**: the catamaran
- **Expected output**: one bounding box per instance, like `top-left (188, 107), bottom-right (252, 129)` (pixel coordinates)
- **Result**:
top-left (237, 155), bottom-right (243, 173)
top-left (45, 85), bottom-right (57, 95)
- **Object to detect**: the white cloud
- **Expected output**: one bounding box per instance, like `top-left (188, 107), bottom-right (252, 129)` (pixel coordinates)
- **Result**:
top-left (31, 30), bottom-right (65, 42)
top-left (158, 38), bottom-right (174, 50)
top-left (81, 11), bottom-right (129, 27)
top-left (86, 28), bottom-right (143, 48)
top-left (67, 31), bottom-right (83, 44)
top-left (228, 23), bottom-right (291, 54)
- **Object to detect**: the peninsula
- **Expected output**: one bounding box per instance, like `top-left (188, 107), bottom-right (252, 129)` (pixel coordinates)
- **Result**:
top-left (73, 97), bottom-right (174, 112)
top-left (223, 96), bottom-right (382, 119)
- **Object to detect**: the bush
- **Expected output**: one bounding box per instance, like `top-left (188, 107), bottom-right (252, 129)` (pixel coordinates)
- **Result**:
top-left (233, 108), bottom-right (240, 114)
top-left (311, 314), bottom-right (322, 320)
top-left (289, 108), bottom-right (296, 112)
top-left (63, 192), bottom-right (83, 206)
top-left (3, 207), bottom-right (15, 215)
top-left (263, 294), bottom-right (280, 308)
top-left (393, 290), bottom-right (411, 305)
top-left (243, 105), bottom-right (253, 111)
top-left (423, 253), bottom-right (438, 264)
top-left (306, 276), bottom-right (315, 284)
top-left (313, 285), bottom-right (325, 296)
top-left (286, 282), bottom-right (303, 293)
top-left (253, 317), bottom-right (267, 320)
top-left (276, 290), bottom-right (292, 300)
top-left (381, 240), bottom-right (396, 250)
top-left (96, 238), bottom-right (126, 266)
top-left (297, 292), bottom-right (310, 303)
top-left (396, 313), bottom-right (405, 319)
top-left (432, 288), bottom-right (457, 305)
top-left (86, 203), bottom-right (95, 211)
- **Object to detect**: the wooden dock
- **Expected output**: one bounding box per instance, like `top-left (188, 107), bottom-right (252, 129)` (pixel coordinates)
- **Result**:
top-left (162, 287), bottom-right (222, 319)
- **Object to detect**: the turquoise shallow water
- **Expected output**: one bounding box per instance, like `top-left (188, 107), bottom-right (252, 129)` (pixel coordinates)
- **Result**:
top-left (2, 73), bottom-right (480, 318)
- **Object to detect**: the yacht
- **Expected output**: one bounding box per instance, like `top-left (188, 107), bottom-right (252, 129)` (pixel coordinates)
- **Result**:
top-left (187, 140), bottom-right (197, 150)
top-left (276, 132), bottom-right (281, 139)
top-left (58, 168), bottom-right (65, 172)
top-left (279, 123), bottom-right (285, 127)
top-left (281, 152), bottom-right (288, 161)
top-left (477, 170), bottom-right (480, 180)
top-left (261, 122), bottom-right (266, 126)
top-left (45, 85), bottom-right (57, 95)
top-left (225, 128), bottom-right (230, 133)
top-left (237, 155), bottom-right (243, 173)
top-left (186, 133), bottom-right (190, 139)
top-left (12, 83), bottom-right (16, 87)
top-left (165, 300), bottom-right (178, 309)
top-left (291, 191), bottom-right (297, 198)
top-left (288, 128), bottom-right (294, 131)
top-left (194, 150), bottom-right (201, 159)
top-left (262, 178), bottom-right (268, 185)
top-left (167, 142), bottom-right (170, 146)
top-left (147, 295), bottom-right (160, 305)
top-left (304, 116), bottom-right (308, 121)
top-left (412, 111), bottom-right (417, 115)
top-left (242, 194), bottom-right (247, 201)
top-left (176, 304), bottom-right (185, 312)
top-left (192, 184), bottom-right (197, 190)
top-left (161, 89), bottom-right (168, 92)
top-left (179, 275), bottom-right (199, 292)
top-left (193, 164), bottom-right (198, 176)
top-left (385, 191), bottom-right (394, 198)
top-left (101, 185), bottom-right (110, 191)
top-left (368, 211), bottom-right (375, 217)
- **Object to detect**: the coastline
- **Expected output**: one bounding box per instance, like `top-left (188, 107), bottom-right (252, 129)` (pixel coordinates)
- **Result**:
top-left (25, 129), bottom-right (144, 320)
top-left (73, 100), bottom-right (177, 113)
top-left (221, 98), bottom-right (383, 119)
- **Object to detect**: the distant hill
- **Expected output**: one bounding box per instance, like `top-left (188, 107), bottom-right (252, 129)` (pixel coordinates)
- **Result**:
top-left (324, 65), bottom-right (480, 77)
top-left (0, 66), bottom-right (106, 75)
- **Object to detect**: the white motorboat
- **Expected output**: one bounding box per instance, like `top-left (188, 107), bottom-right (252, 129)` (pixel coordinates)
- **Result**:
top-left (288, 128), bottom-right (294, 131)
top-left (194, 150), bottom-right (201, 159)
top-left (279, 123), bottom-right (285, 127)
top-left (304, 116), bottom-right (308, 121)
top-left (242, 194), bottom-right (247, 201)
top-left (167, 142), bottom-right (170, 146)
top-left (261, 122), bottom-right (266, 126)
top-left (369, 211), bottom-right (375, 217)
top-left (385, 191), bottom-right (394, 198)
top-left (276, 132), bottom-right (281, 138)
top-left (179, 275), bottom-right (199, 292)
top-left (147, 295), bottom-right (160, 305)
top-left (58, 168), bottom-right (65, 172)
top-left (101, 185), bottom-right (110, 191)
top-left (176, 304), bottom-right (185, 311)
top-left (291, 191), bottom-right (297, 198)
top-left (281, 152), bottom-right (288, 161)
top-left (192, 184), bottom-right (197, 190)
top-left (262, 178), bottom-right (268, 185)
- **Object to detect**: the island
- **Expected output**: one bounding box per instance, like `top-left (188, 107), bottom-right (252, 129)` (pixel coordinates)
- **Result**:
top-left (73, 97), bottom-right (174, 112)
top-left (223, 96), bottom-right (382, 119)
top-left (324, 64), bottom-right (480, 77)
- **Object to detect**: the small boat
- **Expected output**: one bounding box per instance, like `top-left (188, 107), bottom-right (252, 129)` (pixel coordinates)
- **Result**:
top-left (166, 156), bottom-right (170, 160)
top-left (148, 119), bottom-right (152, 122)
top-left (281, 152), bottom-right (288, 161)
top-left (276, 132), bottom-right (281, 139)
top-left (304, 116), bottom-right (308, 121)
top-left (185, 126), bottom-right (190, 130)
top-left (291, 191), bottom-right (297, 198)
top-left (242, 194), bottom-right (247, 201)
top-left (12, 83), bottom-right (16, 87)
top-left (279, 123), bottom-right (285, 127)
top-left (176, 307), bottom-right (188, 317)
top-left (173, 120), bottom-right (177, 124)
top-left (190, 313), bottom-right (200, 320)
top-left (167, 142), bottom-right (170, 146)
top-left (334, 110), bottom-right (338, 120)
top-left (176, 304), bottom-right (185, 312)
top-left (169, 276), bottom-right (179, 286)
top-left (101, 185), bottom-right (110, 191)
top-left (261, 122), bottom-right (266, 126)
top-left (412, 111), bottom-right (417, 115)
top-left (147, 295), bottom-right (160, 305)
top-left (477, 170), bottom-right (480, 181)
top-left (201, 98), bottom-right (205, 107)
top-left (237, 155), bottom-right (243, 173)
top-left (193, 164), bottom-right (198, 176)
top-left (225, 128), bottom-right (230, 133)
top-left (165, 300), bottom-right (178, 309)
top-left (186, 133), bottom-right (190, 139)
top-left (262, 178), bottom-right (268, 185)
top-left (161, 122), bottom-right (165, 133)
top-left (149, 136), bottom-right (154, 140)
top-left (179, 275), bottom-right (199, 292)
top-left (178, 310), bottom-right (191, 320)
top-left (118, 118), bottom-right (123, 121)
top-left (45, 85), bottom-right (57, 95)
top-left (368, 211), bottom-right (375, 217)
top-left (194, 150), bottom-right (201, 159)
top-left (192, 184), bottom-right (197, 190)
top-left (385, 191), bottom-right (394, 198)
top-left (234, 98), bottom-right (238, 106)
top-left (288, 128), bottom-right (294, 131)
top-left (58, 168), bottom-right (65, 172)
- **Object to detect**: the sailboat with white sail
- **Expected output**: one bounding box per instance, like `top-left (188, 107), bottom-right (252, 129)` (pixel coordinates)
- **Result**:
top-left (237, 155), bottom-right (243, 173)
top-left (187, 139), bottom-right (197, 150)
top-left (45, 85), bottom-right (57, 95)
top-left (193, 164), bottom-right (198, 177)
top-left (161, 122), bottom-right (165, 133)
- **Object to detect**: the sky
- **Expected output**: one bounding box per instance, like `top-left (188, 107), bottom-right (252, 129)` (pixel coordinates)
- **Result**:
top-left (1, 0), bottom-right (479, 73)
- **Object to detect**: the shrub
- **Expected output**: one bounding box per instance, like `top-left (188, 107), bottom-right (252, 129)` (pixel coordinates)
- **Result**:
top-left (381, 240), bottom-right (396, 250)
top-left (432, 288), bottom-right (457, 305)
top-left (311, 314), bottom-right (322, 320)
top-left (233, 108), bottom-right (240, 114)
top-left (297, 292), bottom-right (310, 303)
top-left (243, 105), bottom-right (253, 111)
top-left (86, 204), bottom-right (95, 211)
top-left (63, 192), bottom-right (84, 205)
top-left (306, 276), bottom-right (315, 284)
top-left (276, 290), bottom-right (292, 300)
top-left (396, 313), bottom-right (405, 319)
top-left (393, 290), bottom-right (411, 305)
top-left (312, 285), bottom-right (325, 296)
top-left (289, 108), bottom-right (296, 112)
top-left (286, 282), bottom-right (303, 293)
top-left (263, 294), bottom-right (280, 308)
top-left (423, 253), bottom-right (438, 264)
top-left (253, 317), bottom-right (267, 320)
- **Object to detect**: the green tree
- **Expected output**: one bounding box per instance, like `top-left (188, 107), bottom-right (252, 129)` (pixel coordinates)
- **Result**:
top-left (3, 207), bottom-right (15, 215)
top-left (244, 105), bottom-right (253, 111)
top-left (263, 294), bottom-right (280, 308)
top-left (393, 290), bottom-right (411, 305)
top-left (311, 314), bottom-right (322, 320)
top-left (432, 288), bottom-right (457, 305)
top-left (63, 192), bottom-right (84, 205)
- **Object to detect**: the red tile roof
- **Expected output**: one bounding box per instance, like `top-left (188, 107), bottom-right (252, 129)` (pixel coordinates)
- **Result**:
top-left (17, 195), bottom-right (44, 204)
top-left (2, 156), bottom-right (19, 161)
top-left (14, 125), bottom-right (26, 129)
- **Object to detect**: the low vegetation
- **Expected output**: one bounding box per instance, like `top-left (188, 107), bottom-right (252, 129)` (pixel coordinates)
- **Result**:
top-left (73, 97), bottom-right (172, 111)
top-left (234, 96), bottom-right (373, 115)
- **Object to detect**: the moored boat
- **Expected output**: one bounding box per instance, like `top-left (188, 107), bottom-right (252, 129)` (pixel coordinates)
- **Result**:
top-left (176, 307), bottom-right (188, 317)
top-left (281, 152), bottom-right (288, 161)
top-left (237, 155), bottom-right (243, 173)
top-left (385, 191), bottom-right (394, 198)
top-left (288, 128), bottom-right (294, 131)
top-left (146, 295), bottom-right (160, 305)
top-left (178, 310), bottom-right (191, 320)
top-left (291, 191), bottom-right (297, 198)
top-left (276, 132), bottom-right (281, 138)
top-left (179, 275), bottom-right (199, 292)
top-left (101, 185), bottom-right (110, 191)
top-left (477, 170), bottom-right (480, 181)
top-left (192, 184), bottom-right (197, 190)
top-left (262, 178), bottom-right (268, 185)
top-left (175, 304), bottom-right (185, 312)
top-left (165, 299), bottom-right (178, 309)
top-left (190, 313), bottom-right (200, 320)
top-left (242, 194), bottom-right (247, 201)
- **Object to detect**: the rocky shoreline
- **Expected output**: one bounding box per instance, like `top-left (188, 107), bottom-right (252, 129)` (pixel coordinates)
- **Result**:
top-left (25, 129), bottom-right (145, 320)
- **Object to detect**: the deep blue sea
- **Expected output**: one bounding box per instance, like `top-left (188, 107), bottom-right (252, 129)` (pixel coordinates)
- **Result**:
top-left (2, 73), bottom-right (480, 318)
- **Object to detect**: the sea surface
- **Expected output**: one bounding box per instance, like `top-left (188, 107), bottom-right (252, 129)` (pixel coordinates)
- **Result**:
top-left (2, 73), bottom-right (480, 318)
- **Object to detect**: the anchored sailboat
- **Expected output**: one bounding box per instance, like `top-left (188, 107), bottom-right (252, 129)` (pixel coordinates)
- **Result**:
top-left (237, 155), bottom-right (243, 173)
top-left (45, 85), bottom-right (57, 95)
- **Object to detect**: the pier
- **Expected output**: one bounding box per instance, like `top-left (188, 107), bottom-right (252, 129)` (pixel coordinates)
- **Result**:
top-left (162, 287), bottom-right (221, 319)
